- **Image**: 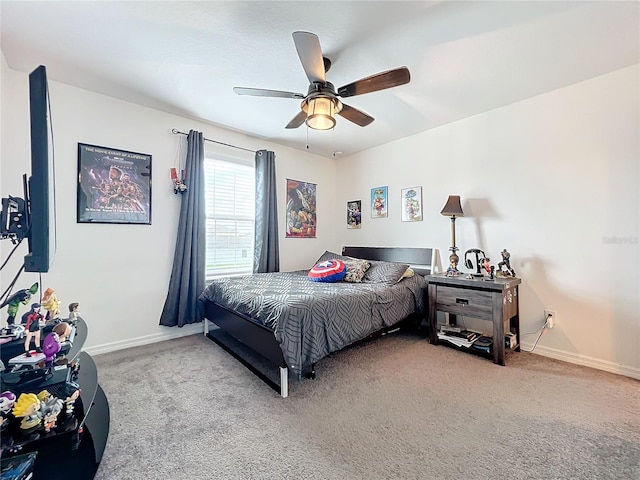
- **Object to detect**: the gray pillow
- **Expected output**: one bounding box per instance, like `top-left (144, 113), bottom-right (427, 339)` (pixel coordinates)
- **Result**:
top-left (314, 250), bottom-right (355, 265)
top-left (363, 260), bottom-right (410, 284)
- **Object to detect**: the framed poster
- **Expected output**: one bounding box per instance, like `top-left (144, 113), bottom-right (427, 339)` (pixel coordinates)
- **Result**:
top-left (285, 178), bottom-right (316, 238)
top-left (77, 143), bottom-right (152, 224)
top-left (371, 186), bottom-right (388, 218)
top-left (347, 200), bottom-right (362, 229)
top-left (401, 186), bottom-right (423, 222)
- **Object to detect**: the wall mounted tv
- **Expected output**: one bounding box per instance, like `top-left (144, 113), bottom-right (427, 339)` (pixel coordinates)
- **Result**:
top-left (0, 65), bottom-right (57, 273)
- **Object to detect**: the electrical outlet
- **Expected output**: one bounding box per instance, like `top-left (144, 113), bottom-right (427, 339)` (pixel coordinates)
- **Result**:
top-left (545, 310), bottom-right (556, 329)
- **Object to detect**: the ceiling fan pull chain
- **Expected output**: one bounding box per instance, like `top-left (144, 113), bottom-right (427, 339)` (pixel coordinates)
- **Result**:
top-left (332, 127), bottom-right (335, 157)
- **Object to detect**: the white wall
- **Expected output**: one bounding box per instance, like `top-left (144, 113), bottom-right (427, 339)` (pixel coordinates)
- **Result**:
top-left (0, 65), bottom-right (337, 354)
top-left (335, 65), bottom-right (640, 379)
top-left (3, 60), bottom-right (638, 379)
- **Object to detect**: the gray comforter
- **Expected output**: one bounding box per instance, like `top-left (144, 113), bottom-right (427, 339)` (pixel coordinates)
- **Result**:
top-left (198, 271), bottom-right (424, 375)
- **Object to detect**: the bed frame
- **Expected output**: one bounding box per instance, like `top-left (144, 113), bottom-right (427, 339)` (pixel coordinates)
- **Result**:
top-left (203, 246), bottom-right (436, 397)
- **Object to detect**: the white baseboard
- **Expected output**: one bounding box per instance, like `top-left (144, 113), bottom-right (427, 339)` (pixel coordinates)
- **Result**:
top-left (84, 326), bottom-right (639, 381)
top-left (85, 323), bottom-right (204, 356)
top-left (521, 342), bottom-right (640, 381)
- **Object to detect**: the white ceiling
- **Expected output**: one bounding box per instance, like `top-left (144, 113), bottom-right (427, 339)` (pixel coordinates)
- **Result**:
top-left (2, 1), bottom-right (638, 159)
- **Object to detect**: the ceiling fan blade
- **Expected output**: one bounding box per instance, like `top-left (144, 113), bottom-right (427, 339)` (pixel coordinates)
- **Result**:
top-left (285, 110), bottom-right (307, 129)
top-left (337, 67), bottom-right (411, 98)
top-left (233, 87), bottom-right (305, 99)
top-left (338, 103), bottom-right (374, 127)
top-left (292, 31), bottom-right (326, 84)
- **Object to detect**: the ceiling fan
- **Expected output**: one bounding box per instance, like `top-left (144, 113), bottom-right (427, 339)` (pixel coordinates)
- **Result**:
top-left (233, 31), bottom-right (411, 130)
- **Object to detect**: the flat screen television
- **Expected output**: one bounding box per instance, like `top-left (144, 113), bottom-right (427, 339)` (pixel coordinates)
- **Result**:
top-left (24, 65), bottom-right (57, 273)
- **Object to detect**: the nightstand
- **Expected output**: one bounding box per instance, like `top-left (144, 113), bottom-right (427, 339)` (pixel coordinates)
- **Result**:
top-left (426, 274), bottom-right (521, 365)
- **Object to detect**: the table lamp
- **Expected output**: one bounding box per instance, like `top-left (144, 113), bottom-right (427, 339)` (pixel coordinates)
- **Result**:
top-left (440, 195), bottom-right (464, 275)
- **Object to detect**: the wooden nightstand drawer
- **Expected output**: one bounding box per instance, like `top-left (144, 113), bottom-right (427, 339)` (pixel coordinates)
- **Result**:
top-left (435, 285), bottom-right (492, 319)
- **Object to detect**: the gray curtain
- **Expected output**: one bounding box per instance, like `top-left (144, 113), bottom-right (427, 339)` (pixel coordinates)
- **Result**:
top-left (253, 150), bottom-right (279, 273)
top-left (159, 130), bottom-right (205, 327)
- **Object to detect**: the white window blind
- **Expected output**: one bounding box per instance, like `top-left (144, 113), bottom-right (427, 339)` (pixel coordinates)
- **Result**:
top-left (204, 157), bottom-right (255, 280)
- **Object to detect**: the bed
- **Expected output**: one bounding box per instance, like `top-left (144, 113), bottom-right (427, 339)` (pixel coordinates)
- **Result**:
top-left (199, 246), bottom-right (436, 397)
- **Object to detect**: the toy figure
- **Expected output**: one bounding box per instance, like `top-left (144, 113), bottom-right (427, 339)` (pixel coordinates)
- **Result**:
top-left (497, 249), bottom-right (516, 277)
top-left (41, 288), bottom-right (61, 321)
top-left (53, 322), bottom-right (72, 343)
top-left (0, 391), bottom-right (16, 430)
top-left (12, 393), bottom-right (42, 430)
top-left (445, 247), bottom-right (462, 276)
top-left (24, 304), bottom-right (44, 357)
top-left (37, 390), bottom-right (63, 433)
top-left (41, 332), bottom-right (61, 367)
top-left (1, 283), bottom-right (39, 326)
top-left (482, 257), bottom-right (491, 275)
top-left (61, 385), bottom-right (81, 415)
top-left (446, 259), bottom-right (460, 276)
top-left (21, 302), bottom-right (43, 327)
top-left (68, 302), bottom-right (80, 322)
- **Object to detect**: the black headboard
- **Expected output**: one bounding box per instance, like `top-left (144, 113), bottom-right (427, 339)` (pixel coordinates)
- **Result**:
top-left (342, 246), bottom-right (435, 276)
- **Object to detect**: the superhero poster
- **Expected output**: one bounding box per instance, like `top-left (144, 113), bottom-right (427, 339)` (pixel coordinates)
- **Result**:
top-left (371, 186), bottom-right (388, 218)
top-left (285, 179), bottom-right (316, 238)
top-left (347, 200), bottom-right (362, 229)
top-left (401, 186), bottom-right (423, 222)
top-left (77, 143), bottom-right (152, 224)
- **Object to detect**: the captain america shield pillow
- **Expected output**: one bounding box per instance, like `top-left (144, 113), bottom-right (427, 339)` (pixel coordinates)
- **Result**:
top-left (308, 259), bottom-right (347, 282)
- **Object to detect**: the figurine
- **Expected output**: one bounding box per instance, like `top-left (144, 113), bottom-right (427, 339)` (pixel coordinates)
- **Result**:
top-left (497, 249), bottom-right (516, 277)
top-left (445, 264), bottom-right (457, 276)
top-left (61, 385), bottom-right (81, 415)
top-left (21, 302), bottom-right (44, 326)
top-left (24, 304), bottom-right (44, 357)
top-left (41, 288), bottom-right (61, 321)
top-left (53, 322), bottom-right (72, 343)
top-left (0, 391), bottom-right (16, 430)
top-left (174, 180), bottom-right (187, 194)
top-left (12, 393), bottom-right (42, 430)
top-left (171, 167), bottom-right (187, 194)
top-left (68, 302), bottom-right (80, 323)
top-left (21, 302), bottom-right (40, 325)
top-left (41, 332), bottom-right (62, 367)
top-left (37, 390), bottom-right (63, 433)
top-left (446, 252), bottom-right (461, 276)
top-left (69, 359), bottom-right (81, 381)
top-left (1, 283), bottom-right (39, 326)
top-left (482, 257), bottom-right (491, 275)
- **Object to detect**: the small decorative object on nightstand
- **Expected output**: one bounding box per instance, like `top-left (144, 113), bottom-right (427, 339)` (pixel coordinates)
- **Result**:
top-left (497, 249), bottom-right (516, 277)
top-left (440, 195), bottom-right (464, 276)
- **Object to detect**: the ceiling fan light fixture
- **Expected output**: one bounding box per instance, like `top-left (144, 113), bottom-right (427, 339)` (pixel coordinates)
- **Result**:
top-left (305, 97), bottom-right (342, 130)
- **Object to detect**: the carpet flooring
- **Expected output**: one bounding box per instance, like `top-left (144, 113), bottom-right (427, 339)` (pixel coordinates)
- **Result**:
top-left (93, 330), bottom-right (640, 480)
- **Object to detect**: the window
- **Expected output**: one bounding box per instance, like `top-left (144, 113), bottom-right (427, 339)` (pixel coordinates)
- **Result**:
top-left (204, 155), bottom-right (255, 280)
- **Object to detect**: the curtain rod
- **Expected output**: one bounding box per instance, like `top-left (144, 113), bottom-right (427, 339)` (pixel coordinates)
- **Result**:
top-left (171, 128), bottom-right (256, 154)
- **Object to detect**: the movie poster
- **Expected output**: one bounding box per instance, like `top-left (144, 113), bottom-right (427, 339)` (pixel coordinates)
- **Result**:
top-left (286, 179), bottom-right (316, 238)
top-left (77, 143), bottom-right (152, 224)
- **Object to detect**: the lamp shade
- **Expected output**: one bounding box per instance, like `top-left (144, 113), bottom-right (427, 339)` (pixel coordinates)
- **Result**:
top-left (304, 97), bottom-right (342, 130)
top-left (440, 195), bottom-right (464, 217)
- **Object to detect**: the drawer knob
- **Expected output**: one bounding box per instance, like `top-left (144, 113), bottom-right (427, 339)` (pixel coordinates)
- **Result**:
top-left (455, 298), bottom-right (469, 306)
